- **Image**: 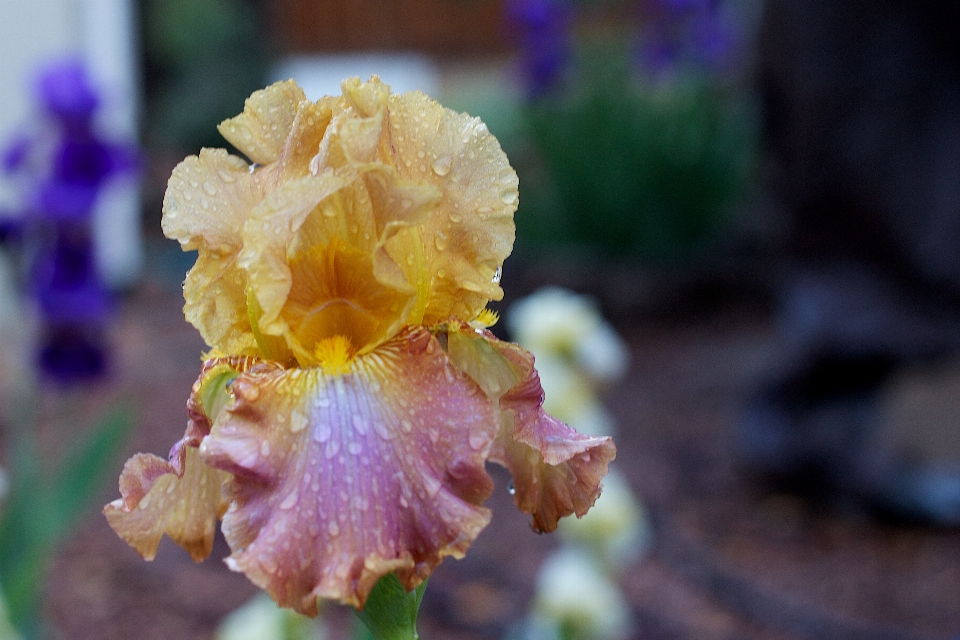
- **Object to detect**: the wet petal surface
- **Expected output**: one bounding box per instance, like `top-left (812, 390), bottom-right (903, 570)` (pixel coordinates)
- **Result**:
top-left (199, 327), bottom-right (498, 612)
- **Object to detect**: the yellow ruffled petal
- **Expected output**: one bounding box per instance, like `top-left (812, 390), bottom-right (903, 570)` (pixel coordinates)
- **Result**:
top-left (218, 80), bottom-right (307, 166)
top-left (384, 90), bottom-right (517, 324)
top-left (162, 149), bottom-right (266, 353)
top-left (198, 327), bottom-right (498, 613)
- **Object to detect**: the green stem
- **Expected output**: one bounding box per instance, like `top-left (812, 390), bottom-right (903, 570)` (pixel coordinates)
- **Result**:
top-left (353, 574), bottom-right (427, 640)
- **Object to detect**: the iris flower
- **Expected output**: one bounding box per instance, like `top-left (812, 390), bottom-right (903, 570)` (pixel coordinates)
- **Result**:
top-left (104, 77), bottom-right (615, 614)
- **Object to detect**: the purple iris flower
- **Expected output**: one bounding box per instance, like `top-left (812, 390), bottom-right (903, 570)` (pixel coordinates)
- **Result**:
top-left (506, 0), bottom-right (573, 98)
top-left (1, 58), bottom-right (139, 383)
top-left (636, 0), bottom-right (739, 78)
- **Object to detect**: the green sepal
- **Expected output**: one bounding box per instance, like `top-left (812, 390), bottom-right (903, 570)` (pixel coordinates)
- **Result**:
top-left (199, 366), bottom-right (240, 421)
top-left (353, 574), bottom-right (427, 640)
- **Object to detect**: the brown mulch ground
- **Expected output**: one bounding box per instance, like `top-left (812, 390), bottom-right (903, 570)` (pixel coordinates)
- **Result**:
top-left (36, 266), bottom-right (960, 640)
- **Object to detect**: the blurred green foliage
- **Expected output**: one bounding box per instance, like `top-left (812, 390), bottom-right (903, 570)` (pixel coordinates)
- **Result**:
top-left (0, 403), bottom-right (132, 640)
top-left (517, 41), bottom-right (756, 262)
top-left (141, 0), bottom-right (270, 151)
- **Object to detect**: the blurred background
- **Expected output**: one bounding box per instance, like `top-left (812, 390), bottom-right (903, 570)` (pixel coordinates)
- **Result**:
top-left (1, 0), bottom-right (960, 639)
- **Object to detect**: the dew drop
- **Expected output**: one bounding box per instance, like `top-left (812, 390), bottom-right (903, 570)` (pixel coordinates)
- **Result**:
top-left (351, 414), bottom-right (368, 435)
top-left (449, 212), bottom-right (463, 223)
top-left (499, 189), bottom-right (518, 205)
top-left (323, 440), bottom-right (340, 460)
top-left (279, 492), bottom-right (297, 510)
top-left (401, 419), bottom-right (413, 433)
top-left (476, 206), bottom-right (493, 215)
top-left (373, 420), bottom-right (392, 440)
top-left (508, 482), bottom-right (516, 495)
top-left (328, 521), bottom-right (340, 537)
top-left (460, 279), bottom-right (483, 292)
top-left (260, 441), bottom-right (271, 456)
top-left (314, 423), bottom-right (332, 443)
top-left (491, 266), bottom-right (502, 284)
top-left (406, 252), bottom-right (415, 266)
top-left (433, 231), bottom-right (448, 251)
top-left (469, 432), bottom-right (487, 450)
top-left (315, 395), bottom-right (331, 408)
top-left (202, 181), bottom-right (218, 196)
top-left (183, 192), bottom-right (193, 202)
top-left (347, 441), bottom-right (363, 455)
top-left (431, 156), bottom-right (452, 176)
top-left (290, 411), bottom-right (308, 433)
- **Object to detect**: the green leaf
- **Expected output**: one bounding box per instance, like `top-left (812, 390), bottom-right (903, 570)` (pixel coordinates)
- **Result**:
top-left (353, 574), bottom-right (427, 640)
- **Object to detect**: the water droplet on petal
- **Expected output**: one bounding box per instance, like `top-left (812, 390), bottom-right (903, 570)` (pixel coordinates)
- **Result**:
top-left (500, 189), bottom-right (518, 205)
top-left (460, 279), bottom-right (483, 292)
top-left (449, 212), bottom-right (462, 223)
top-left (431, 155), bottom-right (452, 176)
top-left (401, 419), bottom-right (413, 433)
top-left (348, 441), bottom-right (363, 455)
top-left (508, 482), bottom-right (516, 495)
top-left (260, 441), bottom-right (271, 456)
top-left (491, 266), bottom-right (502, 284)
top-left (314, 423), bottom-right (332, 443)
top-left (279, 492), bottom-right (297, 510)
top-left (351, 414), bottom-right (367, 435)
top-left (434, 231), bottom-right (448, 251)
top-left (203, 181), bottom-right (218, 196)
top-left (328, 521), bottom-right (339, 537)
top-left (469, 432), bottom-right (487, 450)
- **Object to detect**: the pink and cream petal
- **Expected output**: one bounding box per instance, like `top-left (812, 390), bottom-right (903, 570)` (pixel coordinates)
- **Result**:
top-left (199, 327), bottom-right (498, 613)
top-left (104, 446), bottom-right (229, 562)
top-left (443, 325), bottom-right (616, 533)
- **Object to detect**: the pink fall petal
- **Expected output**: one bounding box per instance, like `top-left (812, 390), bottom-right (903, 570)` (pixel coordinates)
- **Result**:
top-left (199, 327), bottom-right (498, 613)
top-left (444, 325), bottom-right (616, 533)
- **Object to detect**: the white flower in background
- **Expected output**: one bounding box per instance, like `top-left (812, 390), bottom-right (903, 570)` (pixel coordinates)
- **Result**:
top-left (532, 547), bottom-right (633, 640)
top-left (558, 468), bottom-right (650, 570)
top-left (216, 593), bottom-right (326, 640)
top-left (507, 287), bottom-right (629, 384)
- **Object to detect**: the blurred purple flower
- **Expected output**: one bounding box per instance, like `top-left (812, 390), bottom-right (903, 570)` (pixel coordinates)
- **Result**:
top-left (1, 57), bottom-right (139, 384)
top-left (36, 59), bottom-right (99, 123)
top-left (38, 323), bottom-right (108, 383)
top-left (31, 223), bottom-right (111, 324)
top-left (506, 0), bottom-right (573, 97)
top-left (636, 0), bottom-right (740, 78)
